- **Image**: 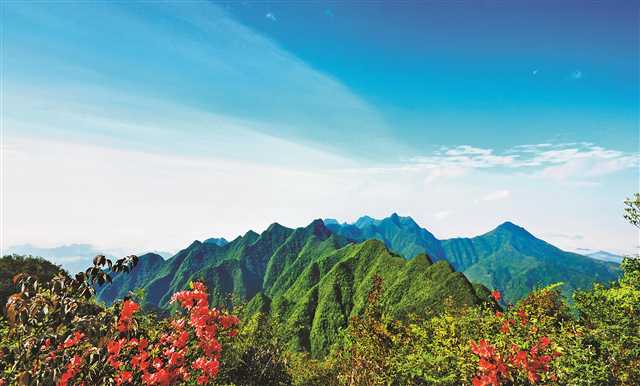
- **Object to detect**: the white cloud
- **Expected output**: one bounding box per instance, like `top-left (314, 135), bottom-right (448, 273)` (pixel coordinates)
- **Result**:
top-left (411, 147), bottom-right (517, 170)
top-left (482, 190), bottom-right (511, 201)
top-left (265, 12), bottom-right (276, 21)
top-left (510, 143), bottom-right (553, 152)
top-left (407, 143), bottom-right (638, 183)
top-left (444, 145), bottom-right (493, 156)
top-left (434, 211), bottom-right (451, 220)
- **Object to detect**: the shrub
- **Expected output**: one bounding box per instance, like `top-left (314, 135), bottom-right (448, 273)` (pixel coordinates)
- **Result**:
top-left (0, 255), bottom-right (239, 385)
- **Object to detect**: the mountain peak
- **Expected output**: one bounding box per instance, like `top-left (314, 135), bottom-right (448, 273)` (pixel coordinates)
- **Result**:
top-left (266, 222), bottom-right (288, 233)
top-left (495, 221), bottom-right (526, 233)
top-left (306, 219), bottom-right (331, 238)
top-left (389, 212), bottom-right (403, 226)
top-left (204, 237), bottom-right (228, 247)
top-left (137, 252), bottom-right (166, 266)
top-left (187, 240), bottom-right (202, 249)
top-left (355, 215), bottom-right (377, 228)
top-left (244, 230), bottom-right (260, 239)
top-left (323, 218), bottom-right (339, 225)
top-left (383, 213), bottom-right (419, 230)
top-left (490, 221), bottom-right (538, 241)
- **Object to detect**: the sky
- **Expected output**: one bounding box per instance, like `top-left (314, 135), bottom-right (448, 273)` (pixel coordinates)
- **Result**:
top-left (1, 1), bottom-right (638, 269)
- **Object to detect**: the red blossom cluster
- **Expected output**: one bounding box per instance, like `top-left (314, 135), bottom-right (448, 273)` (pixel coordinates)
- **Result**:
top-left (54, 332), bottom-right (87, 386)
top-left (470, 339), bottom-right (509, 386)
top-left (59, 356), bottom-right (84, 386)
top-left (508, 336), bottom-right (559, 384)
top-left (105, 281), bottom-right (239, 385)
top-left (61, 331), bottom-right (85, 349)
top-left (470, 291), bottom-right (560, 385)
top-left (470, 337), bottom-right (559, 386)
top-left (118, 300), bottom-right (140, 333)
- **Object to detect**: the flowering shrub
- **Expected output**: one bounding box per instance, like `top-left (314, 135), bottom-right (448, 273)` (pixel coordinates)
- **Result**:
top-left (0, 253), bottom-right (239, 385)
top-left (104, 282), bottom-right (239, 385)
top-left (469, 291), bottom-right (561, 386)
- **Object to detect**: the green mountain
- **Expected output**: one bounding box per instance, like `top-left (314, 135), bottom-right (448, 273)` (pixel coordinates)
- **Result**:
top-left (97, 219), bottom-right (488, 357)
top-left (325, 213), bottom-right (446, 261)
top-left (204, 237), bottom-right (229, 247)
top-left (330, 216), bottom-right (620, 303)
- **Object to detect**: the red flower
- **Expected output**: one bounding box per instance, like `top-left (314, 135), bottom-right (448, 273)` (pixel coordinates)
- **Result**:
top-left (220, 314), bottom-right (240, 330)
top-left (472, 374), bottom-right (496, 386)
top-left (62, 331), bottom-right (85, 349)
top-left (470, 339), bottom-right (495, 358)
top-left (516, 308), bottom-right (528, 325)
top-left (190, 281), bottom-right (208, 293)
top-left (121, 300), bottom-right (140, 320)
top-left (491, 290), bottom-right (502, 302)
top-left (511, 350), bottom-right (528, 367)
top-left (103, 281), bottom-right (239, 386)
top-left (115, 370), bottom-right (133, 386)
top-left (118, 300), bottom-right (140, 333)
top-left (174, 331), bottom-right (189, 349)
top-left (539, 336), bottom-right (550, 349)
top-left (500, 320), bottom-right (511, 334)
top-left (57, 355), bottom-right (83, 386)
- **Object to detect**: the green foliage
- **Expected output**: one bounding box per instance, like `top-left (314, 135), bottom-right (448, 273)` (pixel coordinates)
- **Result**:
top-left (319, 278), bottom-right (637, 385)
top-left (573, 257), bottom-right (640, 384)
top-left (0, 254), bottom-right (138, 384)
top-left (0, 254), bottom-right (65, 316)
top-left (623, 192), bottom-right (640, 228)
top-left (218, 312), bottom-right (292, 386)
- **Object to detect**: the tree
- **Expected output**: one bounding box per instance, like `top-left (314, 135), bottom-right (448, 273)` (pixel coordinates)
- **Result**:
top-left (0, 254), bottom-right (64, 316)
top-left (624, 192), bottom-right (640, 229)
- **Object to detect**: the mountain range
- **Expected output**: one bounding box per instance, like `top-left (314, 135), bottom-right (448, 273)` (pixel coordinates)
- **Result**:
top-left (327, 214), bottom-right (620, 303)
top-left (94, 214), bottom-right (622, 356)
top-left (97, 219), bottom-right (491, 357)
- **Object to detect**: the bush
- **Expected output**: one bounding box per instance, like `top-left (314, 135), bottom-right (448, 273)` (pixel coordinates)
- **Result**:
top-left (0, 255), bottom-right (239, 385)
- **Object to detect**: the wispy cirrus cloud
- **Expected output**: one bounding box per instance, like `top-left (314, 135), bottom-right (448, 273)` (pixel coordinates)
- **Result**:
top-left (411, 145), bottom-right (517, 170)
top-left (405, 142), bottom-right (638, 183)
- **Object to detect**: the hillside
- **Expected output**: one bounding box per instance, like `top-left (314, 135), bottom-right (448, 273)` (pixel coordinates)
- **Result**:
top-left (329, 216), bottom-right (620, 303)
top-left (97, 219), bottom-right (489, 357)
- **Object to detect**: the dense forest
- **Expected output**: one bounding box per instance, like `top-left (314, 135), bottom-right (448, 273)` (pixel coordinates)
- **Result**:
top-left (1, 194), bottom-right (638, 385)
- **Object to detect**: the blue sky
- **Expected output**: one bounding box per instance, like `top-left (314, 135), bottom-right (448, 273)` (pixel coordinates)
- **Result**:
top-left (2, 1), bottom-right (638, 266)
